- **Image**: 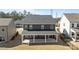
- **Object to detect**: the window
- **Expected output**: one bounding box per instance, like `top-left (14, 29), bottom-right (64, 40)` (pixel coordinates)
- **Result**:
top-left (24, 24), bottom-right (33, 30)
top-left (72, 32), bottom-right (74, 35)
top-left (44, 25), bottom-right (55, 31)
top-left (28, 25), bottom-right (32, 30)
top-left (23, 35), bottom-right (33, 39)
top-left (32, 25), bottom-right (41, 30)
top-left (44, 25), bottom-right (50, 30)
top-left (2, 29), bottom-right (4, 31)
top-left (77, 24), bottom-right (79, 27)
top-left (24, 24), bottom-right (28, 30)
top-left (0, 37), bottom-right (5, 41)
top-left (77, 34), bottom-right (79, 36)
top-left (16, 24), bottom-right (22, 28)
top-left (41, 25), bottom-right (44, 29)
top-left (51, 24), bottom-right (55, 30)
top-left (72, 24), bottom-right (74, 27)
top-left (52, 35), bottom-right (56, 39)
top-left (49, 35), bottom-right (56, 39)
top-left (35, 35), bottom-right (45, 39)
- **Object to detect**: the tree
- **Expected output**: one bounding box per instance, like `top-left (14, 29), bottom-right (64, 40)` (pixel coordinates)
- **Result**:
top-left (0, 10), bottom-right (32, 21)
top-left (0, 11), bottom-right (6, 18)
top-left (23, 10), bottom-right (27, 16)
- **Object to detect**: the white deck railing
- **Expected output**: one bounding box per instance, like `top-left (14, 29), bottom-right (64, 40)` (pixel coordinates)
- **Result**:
top-left (22, 39), bottom-right (57, 44)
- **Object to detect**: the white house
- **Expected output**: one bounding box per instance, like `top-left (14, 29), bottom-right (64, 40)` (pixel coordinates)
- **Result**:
top-left (0, 18), bottom-right (16, 43)
top-left (59, 13), bottom-right (79, 42)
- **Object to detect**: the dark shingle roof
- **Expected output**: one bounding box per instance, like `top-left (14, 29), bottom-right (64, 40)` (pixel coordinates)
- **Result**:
top-left (15, 20), bottom-right (22, 24)
top-left (64, 13), bottom-right (79, 22)
top-left (21, 15), bottom-right (57, 24)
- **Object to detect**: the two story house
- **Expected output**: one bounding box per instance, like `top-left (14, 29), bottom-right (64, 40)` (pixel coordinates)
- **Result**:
top-left (59, 14), bottom-right (79, 41)
top-left (19, 15), bottom-right (59, 44)
top-left (0, 18), bottom-right (16, 43)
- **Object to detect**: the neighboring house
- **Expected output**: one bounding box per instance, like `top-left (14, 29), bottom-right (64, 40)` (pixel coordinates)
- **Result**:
top-left (0, 18), bottom-right (16, 43)
top-left (15, 20), bottom-right (23, 34)
top-left (59, 13), bottom-right (79, 41)
top-left (19, 15), bottom-right (59, 44)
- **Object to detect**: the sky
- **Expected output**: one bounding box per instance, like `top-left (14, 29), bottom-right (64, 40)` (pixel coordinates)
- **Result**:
top-left (0, 0), bottom-right (79, 18)
top-left (0, 9), bottom-right (79, 18)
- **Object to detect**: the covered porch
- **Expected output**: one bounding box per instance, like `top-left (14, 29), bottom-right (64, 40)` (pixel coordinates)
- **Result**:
top-left (71, 29), bottom-right (79, 42)
top-left (21, 30), bottom-right (58, 44)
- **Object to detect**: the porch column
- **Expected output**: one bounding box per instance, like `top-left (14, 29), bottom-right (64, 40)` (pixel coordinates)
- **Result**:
top-left (75, 32), bottom-right (76, 42)
top-left (33, 35), bottom-right (35, 43)
top-left (45, 34), bottom-right (46, 43)
top-left (56, 34), bottom-right (58, 42)
top-left (21, 35), bottom-right (23, 44)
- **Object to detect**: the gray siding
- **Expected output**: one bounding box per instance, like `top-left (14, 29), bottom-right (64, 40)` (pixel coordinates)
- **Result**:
top-left (0, 26), bottom-right (7, 41)
top-left (8, 20), bottom-right (16, 41)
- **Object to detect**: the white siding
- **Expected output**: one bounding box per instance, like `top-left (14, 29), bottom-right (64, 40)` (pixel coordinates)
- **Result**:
top-left (74, 23), bottom-right (77, 28)
top-left (8, 20), bottom-right (16, 41)
top-left (60, 15), bottom-right (71, 36)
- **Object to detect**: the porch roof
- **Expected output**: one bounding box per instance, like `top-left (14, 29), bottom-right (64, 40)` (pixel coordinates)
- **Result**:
top-left (22, 30), bottom-right (58, 35)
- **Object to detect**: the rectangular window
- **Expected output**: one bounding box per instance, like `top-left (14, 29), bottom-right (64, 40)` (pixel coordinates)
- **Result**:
top-left (32, 25), bottom-right (41, 30)
top-left (0, 37), bottom-right (5, 41)
top-left (23, 35), bottom-right (33, 39)
top-left (24, 24), bottom-right (28, 30)
top-left (24, 25), bottom-right (33, 30)
top-left (35, 35), bottom-right (45, 39)
top-left (50, 24), bottom-right (55, 31)
top-left (44, 25), bottom-right (50, 30)
top-left (77, 34), bottom-right (79, 36)
top-left (16, 24), bottom-right (22, 28)
top-left (72, 32), bottom-right (74, 35)
top-left (29, 25), bottom-right (32, 30)
top-left (44, 24), bottom-right (55, 31)
top-left (41, 25), bottom-right (44, 29)
top-left (77, 24), bottom-right (79, 27)
top-left (72, 23), bottom-right (74, 27)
